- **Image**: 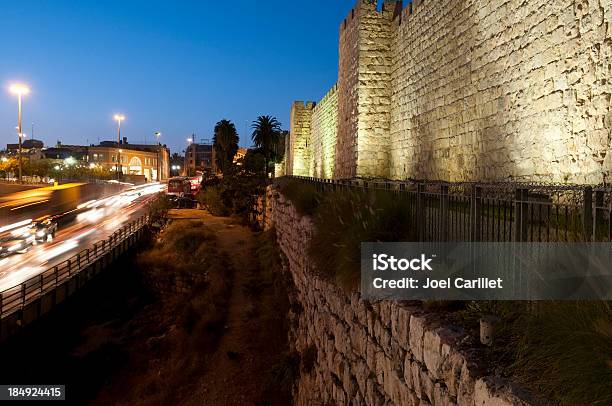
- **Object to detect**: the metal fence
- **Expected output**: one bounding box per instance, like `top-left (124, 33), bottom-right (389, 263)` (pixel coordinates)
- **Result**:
top-left (0, 214), bottom-right (150, 318)
top-left (286, 176), bottom-right (612, 243)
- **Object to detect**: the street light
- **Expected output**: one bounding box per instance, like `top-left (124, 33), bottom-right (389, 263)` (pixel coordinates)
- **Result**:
top-left (9, 83), bottom-right (30, 183)
top-left (114, 114), bottom-right (125, 178)
top-left (154, 131), bottom-right (161, 181)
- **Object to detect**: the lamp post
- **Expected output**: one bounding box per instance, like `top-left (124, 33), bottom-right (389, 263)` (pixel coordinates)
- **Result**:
top-left (114, 114), bottom-right (125, 178)
top-left (9, 84), bottom-right (30, 183)
top-left (154, 131), bottom-right (161, 181)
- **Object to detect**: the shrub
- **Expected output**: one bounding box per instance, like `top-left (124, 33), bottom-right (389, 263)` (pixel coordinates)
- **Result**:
top-left (148, 193), bottom-right (172, 222)
top-left (197, 186), bottom-right (231, 216)
top-left (278, 178), bottom-right (321, 216)
top-left (309, 188), bottom-right (416, 291)
top-left (503, 301), bottom-right (611, 405)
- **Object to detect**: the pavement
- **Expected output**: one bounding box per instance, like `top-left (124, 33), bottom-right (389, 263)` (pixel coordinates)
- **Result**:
top-left (0, 183), bottom-right (165, 292)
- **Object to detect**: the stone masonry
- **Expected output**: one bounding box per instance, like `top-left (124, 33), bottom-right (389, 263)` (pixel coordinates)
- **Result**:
top-left (310, 85), bottom-right (339, 179)
top-left (288, 101), bottom-right (315, 176)
top-left (265, 185), bottom-right (531, 406)
top-left (283, 0), bottom-right (612, 184)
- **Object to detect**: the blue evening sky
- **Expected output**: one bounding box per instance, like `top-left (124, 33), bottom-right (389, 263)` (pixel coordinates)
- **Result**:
top-left (0, 0), bottom-right (363, 155)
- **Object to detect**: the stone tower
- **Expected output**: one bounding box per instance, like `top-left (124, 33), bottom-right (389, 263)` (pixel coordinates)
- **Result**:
top-left (335, 0), bottom-right (401, 179)
top-left (288, 101), bottom-right (315, 176)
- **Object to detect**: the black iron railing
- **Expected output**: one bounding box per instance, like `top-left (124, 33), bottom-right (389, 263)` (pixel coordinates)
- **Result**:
top-left (282, 176), bottom-right (612, 243)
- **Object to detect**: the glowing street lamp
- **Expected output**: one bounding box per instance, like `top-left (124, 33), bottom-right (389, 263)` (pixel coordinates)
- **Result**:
top-left (9, 83), bottom-right (30, 182)
top-left (114, 114), bottom-right (125, 177)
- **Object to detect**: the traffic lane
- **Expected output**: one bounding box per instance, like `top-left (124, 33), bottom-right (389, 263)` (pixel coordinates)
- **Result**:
top-left (0, 190), bottom-right (159, 292)
top-left (0, 182), bottom-right (42, 197)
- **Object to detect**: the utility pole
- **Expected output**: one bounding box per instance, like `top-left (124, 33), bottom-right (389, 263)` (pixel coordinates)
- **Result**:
top-left (9, 84), bottom-right (29, 183)
top-left (155, 132), bottom-right (161, 181)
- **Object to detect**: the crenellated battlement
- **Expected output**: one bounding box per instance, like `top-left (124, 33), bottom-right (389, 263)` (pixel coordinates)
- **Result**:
top-left (314, 83), bottom-right (338, 108)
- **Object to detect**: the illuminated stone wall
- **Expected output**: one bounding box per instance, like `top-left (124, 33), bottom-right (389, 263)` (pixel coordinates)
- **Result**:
top-left (310, 85), bottom-right (339, 178)
top-left (335, 3), bottom-right (361, 179)
top-left (288, 101), bottom-right (315, 176)
top-left (286, 0), bottom-right (612, 183)
top-left (389, 0), bottom-right (612, 183)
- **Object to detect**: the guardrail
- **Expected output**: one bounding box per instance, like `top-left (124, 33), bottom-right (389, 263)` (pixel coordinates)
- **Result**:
top-left (0, 214), bottom-right (150, 319)
top-left (280, 176), bottom-right (612, 243)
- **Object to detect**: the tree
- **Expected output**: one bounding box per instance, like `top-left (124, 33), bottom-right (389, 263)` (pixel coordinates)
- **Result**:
top-left (213, 119), bottom-right (239, 175)
top-left (241, 149), bottom-right (266, 176)
top-left (0, 157), bottom-right (18, 179)
top-left (251, 116), bottom-right (282, 175)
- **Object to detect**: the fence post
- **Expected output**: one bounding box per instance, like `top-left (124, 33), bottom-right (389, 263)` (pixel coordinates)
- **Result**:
top-left (594, 190), bottom-right (604, 242)
top-left (583, 186), bottom-right (593, 241)
top-left (471, 185), bottom-right (482, 241)
top-left (417, 183), bottom-right (425, 241)
top-left (441, 185), bottom-right (449, 240)
top-left (515, 188), bottom-right (529, 242)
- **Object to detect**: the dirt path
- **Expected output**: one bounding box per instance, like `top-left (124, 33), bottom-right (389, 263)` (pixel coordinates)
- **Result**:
top-left (168, 210), bottom-right (290, 405)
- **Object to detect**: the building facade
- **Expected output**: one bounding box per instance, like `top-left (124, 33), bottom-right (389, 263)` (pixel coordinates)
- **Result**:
top-left (88, 143), bottom-right (170, 181)
top-left (184, 143), bottom-right (213, 176)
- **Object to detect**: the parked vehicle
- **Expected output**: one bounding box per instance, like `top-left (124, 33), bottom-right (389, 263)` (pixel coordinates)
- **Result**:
top-left (167, 177), bottom-right (188, 198)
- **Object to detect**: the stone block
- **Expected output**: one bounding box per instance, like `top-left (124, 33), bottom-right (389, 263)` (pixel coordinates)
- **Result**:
top-left (409, 315), bottom-right (427, 362)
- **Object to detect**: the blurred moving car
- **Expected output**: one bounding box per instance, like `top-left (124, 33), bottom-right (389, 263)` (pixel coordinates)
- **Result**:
top-left (31, 218), bottom-right (58, 242)
top-left (0, 217), bottom-right (59, 258)
top-left (0, 232), bottom-right (36, 258)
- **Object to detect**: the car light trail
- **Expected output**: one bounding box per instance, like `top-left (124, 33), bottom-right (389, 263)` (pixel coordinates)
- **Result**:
top-left (0, 219), bottom-right (32, 234)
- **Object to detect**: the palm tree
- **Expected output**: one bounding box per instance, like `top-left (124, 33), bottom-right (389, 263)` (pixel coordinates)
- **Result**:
top-left (251, 116), bottom-right (282, 175)
top-left (213, 119), bottom-right (239, 175)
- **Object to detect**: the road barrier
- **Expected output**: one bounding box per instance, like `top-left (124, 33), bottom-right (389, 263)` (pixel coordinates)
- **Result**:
top-left (0, 214), bottom-right (150, 340)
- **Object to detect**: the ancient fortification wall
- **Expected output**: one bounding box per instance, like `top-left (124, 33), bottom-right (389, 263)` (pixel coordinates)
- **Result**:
top-left (265, 186), bottom-right (529, 405)
top-left (285, 0), bottom-right (612, 184)
top-left (310, 85), bottom-right (339, 179)
top-left (288, 101), bottom-right (315, 176)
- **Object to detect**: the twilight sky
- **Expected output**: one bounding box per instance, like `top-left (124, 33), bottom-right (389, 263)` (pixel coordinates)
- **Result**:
top-left (0, 0), bottom-right (359, 155)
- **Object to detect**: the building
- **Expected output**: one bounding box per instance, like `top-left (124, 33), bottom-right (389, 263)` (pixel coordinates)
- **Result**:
top-left (184, 143), bottom-right (213, 176)
top-left (6, 139), bottom-right (44, 153)
top-left (6, 139), bottom-right (45, 161)
top-left (88, 139), bottom-right (170, 181)
top-left (233, 147), bottom-right (248, 164)
top-left (42, 142), bottom-right (88, 162)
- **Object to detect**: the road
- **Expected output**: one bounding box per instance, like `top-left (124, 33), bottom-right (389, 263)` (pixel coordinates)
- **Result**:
top-left (0, 183), bottom-right (165, 292)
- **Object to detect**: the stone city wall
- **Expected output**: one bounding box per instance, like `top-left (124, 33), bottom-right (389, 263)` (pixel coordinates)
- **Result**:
top-left (265, 185), bottom-right (531, 406)
top-left (310, 84), bottom-right (339, 179)
top-left (288, 101), bottom-right (315, 176)
top-left (284, 0), bottom-right (612, 184)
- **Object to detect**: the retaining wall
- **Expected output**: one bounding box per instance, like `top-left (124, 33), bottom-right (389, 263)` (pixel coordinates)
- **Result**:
top-left (265, 185), bottom-right (531, 405)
